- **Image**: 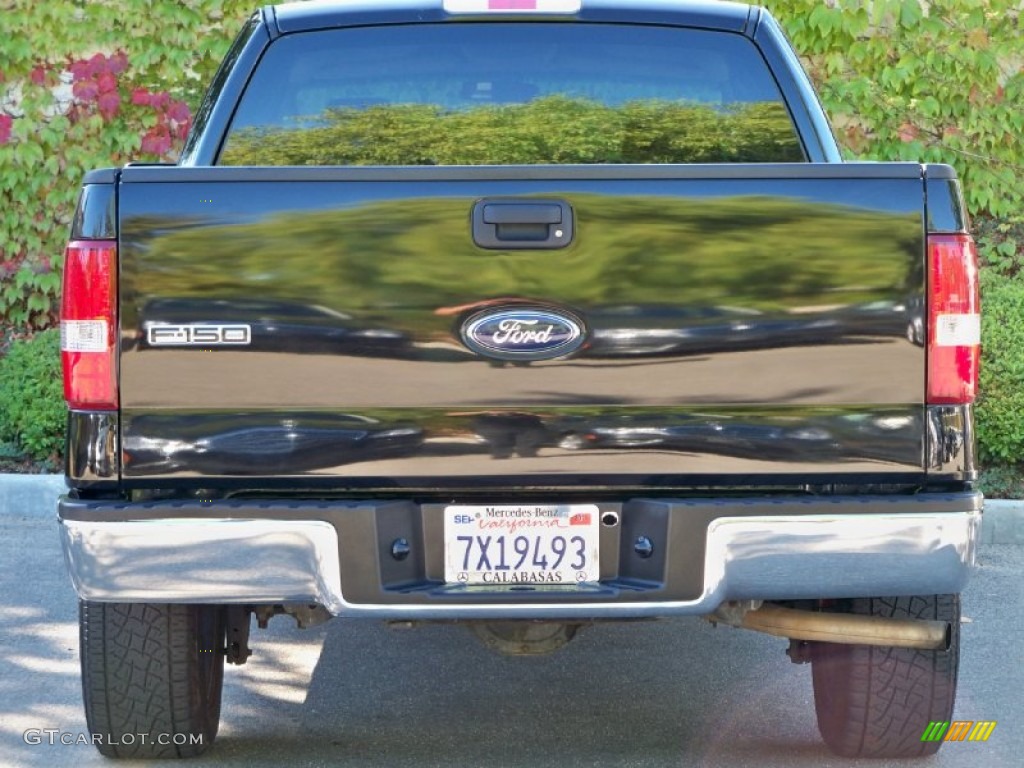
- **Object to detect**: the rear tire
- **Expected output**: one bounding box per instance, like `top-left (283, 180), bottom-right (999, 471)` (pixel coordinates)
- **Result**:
top-left (80, 602), bottom-right (225, 758)
top-left (810, 594), bottom-right (959, 758)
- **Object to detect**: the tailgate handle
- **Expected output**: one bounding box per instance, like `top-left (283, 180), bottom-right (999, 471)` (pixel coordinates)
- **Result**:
top-left (483, 203), bottom-right (562, 225)
top-left (472, 199), bottom-right (573, 250)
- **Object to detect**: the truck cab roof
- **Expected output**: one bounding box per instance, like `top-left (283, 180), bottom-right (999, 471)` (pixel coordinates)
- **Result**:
top-left (270, 0), bottom-right (757, 35)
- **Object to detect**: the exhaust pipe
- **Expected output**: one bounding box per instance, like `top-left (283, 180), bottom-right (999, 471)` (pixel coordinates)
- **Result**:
top-left (709, 603), bottom-right (950, 650)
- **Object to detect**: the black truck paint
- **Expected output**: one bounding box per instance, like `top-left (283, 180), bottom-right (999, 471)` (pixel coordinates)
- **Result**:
top-left (69, 164), bottom-right (973, 490)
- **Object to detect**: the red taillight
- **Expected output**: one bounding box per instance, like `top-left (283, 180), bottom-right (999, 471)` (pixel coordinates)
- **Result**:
top-left (927, 233), bottom-right (980, 405)
top-left (61, 240), bottom-right (118, 410)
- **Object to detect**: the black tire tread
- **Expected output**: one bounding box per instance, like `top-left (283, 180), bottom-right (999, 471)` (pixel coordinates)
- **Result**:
top-left (80, 602), bottom-right (223, 759)
top-left (811, 594), bottom-right (960, 759)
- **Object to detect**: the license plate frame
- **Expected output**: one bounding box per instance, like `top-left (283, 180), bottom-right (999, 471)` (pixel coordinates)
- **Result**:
top-left (444, 504), bottom-right (600, 586)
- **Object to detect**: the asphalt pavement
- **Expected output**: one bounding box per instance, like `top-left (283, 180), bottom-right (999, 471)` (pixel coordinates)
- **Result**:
top-left (1, 477), bottom-right (1021, 767)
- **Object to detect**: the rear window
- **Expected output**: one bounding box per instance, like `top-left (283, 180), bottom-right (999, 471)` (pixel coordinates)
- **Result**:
top-left (219, 23), bottom-right (805, 165)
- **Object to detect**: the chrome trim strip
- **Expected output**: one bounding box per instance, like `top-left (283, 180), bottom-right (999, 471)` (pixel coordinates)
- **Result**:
top-left (60, 510), bottom-right (979, 619)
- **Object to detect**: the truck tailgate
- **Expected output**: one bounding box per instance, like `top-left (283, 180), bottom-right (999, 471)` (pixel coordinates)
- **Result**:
top-left (117, 164), bottom-right (928, 487)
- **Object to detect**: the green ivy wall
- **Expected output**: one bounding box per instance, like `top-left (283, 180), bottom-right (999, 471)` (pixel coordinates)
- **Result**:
top-left (0, 0), bottom-right (1021, 468)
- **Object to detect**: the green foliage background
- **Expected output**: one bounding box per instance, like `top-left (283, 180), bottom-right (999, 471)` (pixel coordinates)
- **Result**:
top-left (0, 0), bottom-right (1022, 471)
top-left (0, 329), bottom-right (63, 461)
top-left (0, 0), bottom-right (255, 330)
top-left (768, 0), bottom-right (1023, 220)
top-left (976, 270), bottom-right (1024, 463)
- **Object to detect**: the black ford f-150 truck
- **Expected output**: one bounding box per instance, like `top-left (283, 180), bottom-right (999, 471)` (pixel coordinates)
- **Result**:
top-left (58, 0), bottom-right (982, 759)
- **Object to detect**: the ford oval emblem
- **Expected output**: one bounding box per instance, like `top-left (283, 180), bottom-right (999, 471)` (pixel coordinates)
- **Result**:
top-left (461, 308), bottom-right (586, 361)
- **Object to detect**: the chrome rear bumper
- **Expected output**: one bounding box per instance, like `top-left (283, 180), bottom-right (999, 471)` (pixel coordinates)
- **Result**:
top-left (59, 494), bottom-right (981, 619)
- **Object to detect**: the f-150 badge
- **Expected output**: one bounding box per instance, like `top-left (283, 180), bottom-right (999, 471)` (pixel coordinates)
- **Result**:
top-left (145, 324), bottom-right (252, 346)
top-left (461, 308), bottom-right (584, 361)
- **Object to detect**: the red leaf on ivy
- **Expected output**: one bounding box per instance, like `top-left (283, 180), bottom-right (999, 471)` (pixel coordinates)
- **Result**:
top-left (87, 53), bottom-right (109, 77)
top-left (141, 126), bottom-right (172, 155)
top-left (150, 92), bottom-right (170, 110)
top-left (167, 100), bottom-right (190, 123)
top-left (30, 66), bottom-right (47, 86)
top-left (73, 78), bottom-right (99, 102)
top-left (173, 120), bottom-right (190, 141)
top-left (898, 123), bottom-right (919, 143)
top-left (98, 91), bottom-right (121, 121)
top-left (109, 52), bottom-right (129, 75)
top-left (69, 59), bottom-right (90, 82)
top-left (0, 114), bottom-right (12, 144)
top-left (97, 71), bottom-right (117, 94)
top-left (842, 123), bottom-right (867, 153)
top-left (131, 88), bottom-right (152, 106)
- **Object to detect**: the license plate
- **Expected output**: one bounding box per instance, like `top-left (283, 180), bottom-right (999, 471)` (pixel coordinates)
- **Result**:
top-left (444, 504), bottom-right (600, 585)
